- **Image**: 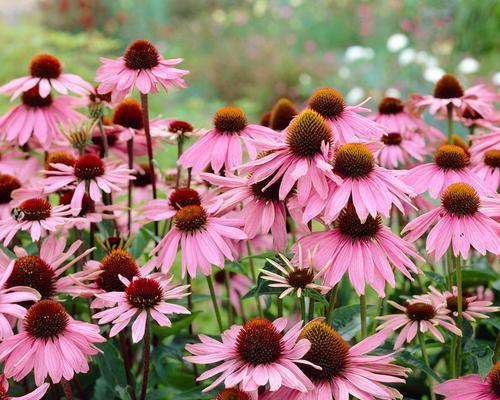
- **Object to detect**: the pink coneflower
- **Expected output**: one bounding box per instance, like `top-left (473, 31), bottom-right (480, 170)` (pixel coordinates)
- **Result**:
top-left (44, 153), bottom-right (134, 213)
top-left (369, 97), bottom-right (422, 136)
top-left (163, 119), bottom-right (197, 140)
top-left (93, 273), bottom-right (190, 342)
top-left (0, 174), bottom-right (22, 220)
top-left (377, 132), bottom-right (426, 168)
top-left (0, 197), bottom-right (76, 245)
top-left (472, 149), bottom-right (499, 191)
top-left (0, 53), bottom-right (92, 99)
top-left (426, 286), bottom-right (499, 321)
top-left (213, 270), bottom-right (252, 315)
top-left (0, 143), bottom-right (40, 177)
top-left (0, 87), bottom-right (84, 149)
top-left (296, 203), bottom-right (422, 297)
top-left (402, 183), bottom-right (500, 259)
top-left (308, 88), bottom-right (387, 144)
top-left (376, 297), bottom-right (461, 349)
top-left (325, 143), bottom-right (415, 223)
top-left (410, 74), bottom-right (493, 116)
top-left (469, 130), bottom-right (500, 164)
top-left (261, 246), bottom-right (330, 299)
top-left (151, 201), bottom-right (246, 277)
top-left (178, 106), bottom-right (278, 174)
top-left (0, 375), bottom-right (49, 400)
top-left (402, 144), bottom-right (490, 198)
top-left (96, 39), bottom-right (188, 102)
top-left (240, 110), bottom-right (342, 205)
top-left (201, 172), bottom-right (288, 252)
top-left (260, 321), bottom-right (409, 400)
top-left (268, 98), bottom-right (299, 131)
top-left (184, 317), bottom-right (317, 393)
top-left (0, 299), bottom-right (105, 385)
top-left (0, 259), bottom-right (40, 339)
top-left (0, 235), bottom-right (95, 299)
top-left (459, 106), bottom-right (500, 130)
top-left (435, 362), bottom-right (500, 400)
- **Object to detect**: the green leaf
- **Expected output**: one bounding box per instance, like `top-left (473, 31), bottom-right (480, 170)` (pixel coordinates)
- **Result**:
top-left (330, 304), bottom-right (373, 340)
top-left (93, 342), bottom-right (128, 399)
top-left (151, 312), bottom-right (201, 339)
top-left (424, 271), bottom-right (447, 289)
top-left (464, 343), bottom-right (494, 379)
top-left (461, 268), bottom-right (497, 286)
top-left (172, 388), bottom-right (218, 399)
top-left (396, 350), bottom-right (443, 382)
top-left (302, 288), bottom-right (329, 306)
top-left (242, 258), bottom-right (284, 299)
top-left (130, 229), bottom-right (150, 259)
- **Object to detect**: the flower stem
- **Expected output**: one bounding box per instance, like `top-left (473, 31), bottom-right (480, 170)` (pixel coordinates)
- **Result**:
top-left (299, 296), bottom-right (306, 321)
top-left (454, 255), bottom-right (463, 376)
top-left (446, 249), bottom-right (454, 289)
top-left (308, 298), bottom-right (315, 321)
top-left (360, 294), bottom-right (367, 339)
top-left (185, 274), bottom-right (199, 381)
top-left (140, 317), bottom-right (150, 400)
top-left (61, 379), bottom-right (73, 400)
top-left (119, 330), bottom-right (137, 400)
top-left (418, 331), bottom-right (436, 400)
top-left (206, 275), bottom-right (224, 332)
top-left (246, 240), bottom-right (262, 317)
top-left (140, 93), bottom-right (158, 241)
top-left (224, 269), bottom-right (234, 327)
top-left (446, 103), bottom-right (454, 141)
top-left (175, 135), bottom-right (185, 188)
top-left (326, 285), bottom-right (339, 324)
top-left (277, 296), bottom-right (283, 318)
top-left (127, 138), bottom-right (134, 237)
top-left (98, 117), bottom-right (109, 158)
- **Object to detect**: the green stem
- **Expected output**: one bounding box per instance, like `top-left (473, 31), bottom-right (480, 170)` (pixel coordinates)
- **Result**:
top-left (246, 240), bottom-right (262, 317)
top-left (186, 274), bottom-right (198, 381)
top-left (446, 249), bottom-right (454, 289)
top-left (450, 335), bottom-right (457, 378)
top-left (326, 285), bottom-right (339, 324)
top-left (360, 294), bottom-right (367, 339)
top-left (308, 298), bottom-right (315, 321)
top-left (370, 296), bottom-right (383, 335)
top-left (127, 138), bottom-right (134, 237)
top-left (175, 135), bottom-right (185, 188)
top-left (494, 331), bottom-right (500, 362)
top-left (277, 296), bottom-right (283, 318)
top-left (299, 296), bottom-right (306, 321)
top-left (446, 103), bottom-right (454, 141)
top-left (206, 275), bottom-right (223, 332)
top-left (224, 269), bottom-right (234, 327)
top-left (454, 255), bottom-right (463, 376)
top-left (418, 332), bottom-right (436, 400)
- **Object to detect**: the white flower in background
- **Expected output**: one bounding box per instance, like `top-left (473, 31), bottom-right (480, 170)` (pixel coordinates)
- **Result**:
top-left (387, 33), bottom-right (408, 52)
top-left (299, 73), bottom-right (312, 86)
top-left (338, 66), bottom-right (350, 79)
top-left (346, 86), bottom-right (365, 104)
top-left (493, 72), bottom-right (500, 86)
top-left (385, 88), bottom-right (401, 98)
top-left (415, 51), bottom-right (438, 67)
top-left (458, 57), bottom-right (480, 74)
top-left (423, 66), bottom-right (445, 83)
top-left (345, 46), bottom-right (374, 63)
top-left (399, 48), bottom-right (416, 65)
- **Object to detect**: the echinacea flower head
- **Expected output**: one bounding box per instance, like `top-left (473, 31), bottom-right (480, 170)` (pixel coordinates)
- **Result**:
top-left (377, 132), bottom-right (426, 168)
top-left (0, 299), bottom-right (105, 385)
top-left (402, 144), bottom-right (491, 198)
top-left (0, 235), bottom-right (95, 299)
top-left (435, 362), bottom-right (500, 400)
top-left (184, 317), bottom-right (317, 393)
top-left (93, 273), bottom-right (190, 342)
top-left (308, 87), bottom-right (387, 144)
top-left (268, 321), bottom-right (408, 400)
top-left (326, 142), bottom-right (415, 222)
top-left (96, 39), bottom-right (189, 102)
top-left (201, 172), bottom-right (288, 252)
top-left (0, 374), bottom-right (49, 400)
top-left (370, 97), bottom-right (422, 136)
top-left (269, 98), bottom-right (298, 131)
top-left (411, 74), bottom-right (494, 117)
top-left (215, 388), bottom-right (254, 400)
top-left (178, 106), bottom-right (278, 174)
top-left (152, 202), bottom-right (246, 277)
top-left (241, 109), bottom-right (342, 204)
top-left (44, 153), bottom-right (135, 213)
top-left (425, 286), bottom-right (500, 322)
top-left (165, 119), bottom-right (195, 140)
top-left (262, 246), bottom-right (331, 299)
top-left (469, 130), bottom-right (500, 164)
top-left (0, 87), bottom-right (84, 149)
top-left (59, 119), bottom-right (96, 152)
top-left (377, 297), bottom-right (462, 349)
top-left (0, 53), bottom-right (92, 99)
top-left (0, 197), bottom-right (76, 245)
top-left (472, 149), bottom-right (499, 191)
top-left (297, 203), bottom-right (422, 297)
top-left (0, 174), bottom-right (21, 219)
top-left (402, 183), bottom-right (500, 259)
top-left (0, 258), bottom-right (40, 339)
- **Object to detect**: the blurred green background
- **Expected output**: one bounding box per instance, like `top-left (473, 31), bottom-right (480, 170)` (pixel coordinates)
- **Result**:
top-left (0, 0), bottom-right (499, 127)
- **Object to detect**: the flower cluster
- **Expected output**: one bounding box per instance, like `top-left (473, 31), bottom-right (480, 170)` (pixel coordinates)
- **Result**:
top-left (0, 39), bottom-right (497, 399)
